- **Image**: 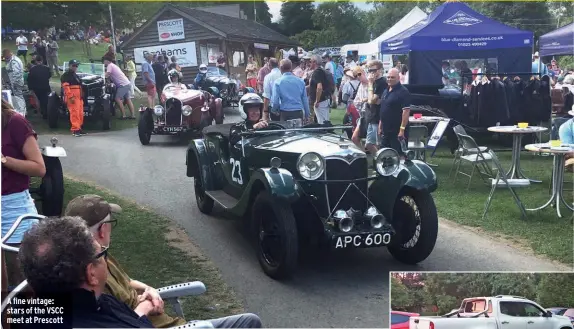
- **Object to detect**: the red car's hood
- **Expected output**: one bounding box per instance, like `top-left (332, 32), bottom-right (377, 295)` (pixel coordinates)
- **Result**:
top-left (163, 87), bottom-right (203, 103)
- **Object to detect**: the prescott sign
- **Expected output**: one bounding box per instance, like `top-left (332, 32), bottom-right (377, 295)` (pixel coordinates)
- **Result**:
top-left (157, 18), bottom-right (185, 42)
top-left (134, 42), bottom-right (198, 71)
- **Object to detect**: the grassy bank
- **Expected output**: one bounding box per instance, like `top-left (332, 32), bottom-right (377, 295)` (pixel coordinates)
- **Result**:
top-left (36, 177), bottom-right (243, 320)
top-left (329, 107), bottom-right (573, 266)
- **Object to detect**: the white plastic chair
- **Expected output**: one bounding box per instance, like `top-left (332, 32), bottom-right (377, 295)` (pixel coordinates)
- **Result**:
top-left (453, 129), bottom-right (496, 189)
top-left (408, 125), bottom-right (428, 161)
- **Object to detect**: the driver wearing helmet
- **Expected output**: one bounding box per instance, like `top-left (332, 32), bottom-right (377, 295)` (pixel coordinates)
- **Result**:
top-left (194, 64), bottom-right (208, 89)
top-left (229, 93), bottom-right (268, 145)
top-left (163, 69), bottom-right (186, 92)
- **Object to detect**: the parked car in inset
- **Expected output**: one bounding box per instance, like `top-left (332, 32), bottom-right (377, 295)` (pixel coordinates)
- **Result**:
top-left (392, 311), bottom-right (419, 329)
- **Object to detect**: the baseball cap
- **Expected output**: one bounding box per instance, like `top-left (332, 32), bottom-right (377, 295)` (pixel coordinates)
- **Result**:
top-left (65, 194), bottom-right (122, 227)
top-left (68, 59), bottom-right (80, 66)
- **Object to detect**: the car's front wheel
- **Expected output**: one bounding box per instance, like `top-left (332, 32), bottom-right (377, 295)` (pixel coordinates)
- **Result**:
top-left (39, 156), bottom-right (65, 216)
top-left (47, 93), bottom-right (60, 129)
top-left (387, 188), bottom-right (438, 264)
top-left (252, 190), bottom-right (298, 280)
top-left (194, 174), bottom-right (214, 214)
top-left (138, 110), bottom-right (153, 145)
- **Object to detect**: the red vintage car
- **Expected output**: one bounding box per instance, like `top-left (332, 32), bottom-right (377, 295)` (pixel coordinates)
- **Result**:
top-left (138, 85), bottom-right (223, 145)
top-left (391, 310), bottom-right (420, 329)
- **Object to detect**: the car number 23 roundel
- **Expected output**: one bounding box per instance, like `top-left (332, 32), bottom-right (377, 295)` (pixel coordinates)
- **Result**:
top-left (230, 158), bottom-right (243, 185)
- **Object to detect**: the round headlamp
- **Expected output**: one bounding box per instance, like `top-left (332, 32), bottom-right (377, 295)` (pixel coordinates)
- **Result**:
top-left (375, 148), bottom-right (400, 176)
top-left (153, 105), bottom-right (164, 116)
top-left (182, 105), bottom-right (193, 116)
top-left (297, 152), bottom-right (325, 180)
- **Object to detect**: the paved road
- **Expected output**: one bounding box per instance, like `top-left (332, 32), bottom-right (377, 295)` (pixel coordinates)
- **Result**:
top-left (39, 108), bottom-right (570, 328)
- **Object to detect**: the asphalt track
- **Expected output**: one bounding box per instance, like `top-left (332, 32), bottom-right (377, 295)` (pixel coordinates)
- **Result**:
top-left (39, 107), bottom-right (570, 328)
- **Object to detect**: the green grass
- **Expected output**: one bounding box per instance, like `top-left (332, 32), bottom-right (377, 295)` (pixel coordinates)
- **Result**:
top-left (34, 177), bottom-right (244, 320)
top-left (26, 96), bottom-right (144, 135)
top-left (329, 107), bottom-right (574, 266)
top-left (8, 40), bottom-right (110, 67)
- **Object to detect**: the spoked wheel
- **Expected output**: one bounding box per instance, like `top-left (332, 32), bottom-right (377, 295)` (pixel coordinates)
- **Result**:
top-left (252, 191), bottom-right (298, 280)
top-left (194, 173), bottom-right (214, 214)
top-left (387, 188), bottom-right (438, 264)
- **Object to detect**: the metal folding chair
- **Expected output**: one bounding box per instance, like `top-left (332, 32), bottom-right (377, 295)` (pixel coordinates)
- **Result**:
top-left (453, 130), bottom-right (497, 189)
top-left (482, 150), bottom-right (530, 220)
top-left (408, 125), bottom-right (428, 161)
top-left (449, 125), bottom-right (489, 178)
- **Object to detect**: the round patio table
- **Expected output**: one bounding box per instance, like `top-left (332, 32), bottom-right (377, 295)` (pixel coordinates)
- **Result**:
top-left (487, 125), bottom-right (548, 183)
top-left (524, 143), bottom-right (574, 218)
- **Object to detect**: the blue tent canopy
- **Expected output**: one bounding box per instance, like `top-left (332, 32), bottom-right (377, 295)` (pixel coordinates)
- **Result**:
top-left (381, 2), bottom-right (533, 53)
top-left (539, 23), bottom-right (574, 57)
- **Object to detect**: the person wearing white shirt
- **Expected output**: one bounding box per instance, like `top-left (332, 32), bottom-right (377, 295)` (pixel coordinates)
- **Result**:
top-left (262, 58), bottom-right (282, 121)
top-left (15, 32), bottom-right (28, 66)
top-left (345, 55), bottom-right (357, 69)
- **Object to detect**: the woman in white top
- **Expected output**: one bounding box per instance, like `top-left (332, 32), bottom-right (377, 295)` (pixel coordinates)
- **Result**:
top-left (399, 64), bottom-right (409, 84)
top-left (350, 67), bottom-right (370, 150)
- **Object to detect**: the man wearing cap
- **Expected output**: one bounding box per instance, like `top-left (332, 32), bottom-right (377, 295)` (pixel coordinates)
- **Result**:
top-left (532, 52), bottom-right (549, 76)
top-left (61, 59), bottom-right (86, 137)
top-left (65, 194), bottom-right (263, 328)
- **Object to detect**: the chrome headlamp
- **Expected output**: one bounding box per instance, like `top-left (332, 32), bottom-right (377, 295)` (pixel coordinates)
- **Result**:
top-left (153, 105), bottom-right (164, 116)
top-left (333, 210), bottom-right (354, 233)
top-left (297, 152), bottom-right (324, 180)
top-left (365, 206), bottom-right (385, 229)
top-left (375, 148), bottom-right (400, 176)
top-left (182, 105), bottom-right (193, 116)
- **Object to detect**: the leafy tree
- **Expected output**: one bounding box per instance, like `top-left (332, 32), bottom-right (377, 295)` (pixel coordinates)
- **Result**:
top-left (390, 277), bottom-right (414, 311)
top-left (537, 273), bottom-right (574, 307)
top-left (279, 1), bottom-right (316, 36)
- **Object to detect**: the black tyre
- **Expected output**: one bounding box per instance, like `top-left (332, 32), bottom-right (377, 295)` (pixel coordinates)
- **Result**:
top-left (47, 93), bottom-right (60, 129)
top-left (252, 191), bottom-right (298, 280)
top-left (101, 98), bottom-right (111, 131)
top-left (387, 188), bottom-right (438, 264)
top-left (39, 156), bottom-right (65, 216)
top-left (194, 173), bottom-right (214, 214)
top-left (138, 109), bottom-right (153, 145)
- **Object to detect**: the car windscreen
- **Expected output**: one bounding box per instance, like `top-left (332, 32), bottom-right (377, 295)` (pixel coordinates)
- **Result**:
top-left (206, 67), bottom-right (228, 77)
top-left (391, 314), bottom-right (410, 324)
top-left (63, 62), bottom-right (105, 76)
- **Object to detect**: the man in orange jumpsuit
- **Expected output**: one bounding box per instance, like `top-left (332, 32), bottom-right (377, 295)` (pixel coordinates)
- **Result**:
top-left (61, 59), bottom-right (85, 136)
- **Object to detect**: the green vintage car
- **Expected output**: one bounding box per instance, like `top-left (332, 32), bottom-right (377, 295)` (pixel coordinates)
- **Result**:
top-left (185, 120), bottom-right (439, 280)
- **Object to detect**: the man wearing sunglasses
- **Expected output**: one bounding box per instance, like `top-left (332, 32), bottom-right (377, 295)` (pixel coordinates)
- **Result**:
top-left (61, 59), bottom-right (86, 137)
top-left (364, 60), bottom-right (388, 154)
top-left (65, 194), bottom-right (262, 328)
top-left (19, 216), bottom-right (159, 328)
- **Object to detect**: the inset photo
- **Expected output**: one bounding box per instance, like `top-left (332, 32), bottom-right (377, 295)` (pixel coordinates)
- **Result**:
top-left (390, 272), bottom-right (574, 329)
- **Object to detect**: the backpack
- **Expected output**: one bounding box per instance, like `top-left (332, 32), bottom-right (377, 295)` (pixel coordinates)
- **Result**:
top-left (317, 67), bottom-right (334, 95)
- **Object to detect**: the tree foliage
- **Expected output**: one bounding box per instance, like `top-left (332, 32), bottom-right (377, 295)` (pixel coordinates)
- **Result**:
top-left (278, 1), bottom-right (315, 36)
top-left (391, 273), bottom-right (574, 314)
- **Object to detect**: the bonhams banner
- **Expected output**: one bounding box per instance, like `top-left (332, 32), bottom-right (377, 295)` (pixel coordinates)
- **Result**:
top-left (157, 18), bottom-right (185, 42)
top-left (134, 42), bottom-right (198, 71)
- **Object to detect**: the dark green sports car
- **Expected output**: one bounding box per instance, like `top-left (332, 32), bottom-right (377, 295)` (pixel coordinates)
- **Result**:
top-left (186, 121), bottom-right (439, 280)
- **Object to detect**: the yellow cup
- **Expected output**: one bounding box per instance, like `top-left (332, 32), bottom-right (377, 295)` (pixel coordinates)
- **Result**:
top-left (517, 122), bottom-right (529, 128)
top-left (550, 140), bottom-right (561, 147)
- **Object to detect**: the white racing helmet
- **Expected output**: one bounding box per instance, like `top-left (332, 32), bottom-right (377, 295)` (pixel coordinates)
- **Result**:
top-left (199, 64), bottom-right (208, 74)
top-left (168, 69), bottom-right (182, 82)
top-left (238, 93), bottom-right (263, 120)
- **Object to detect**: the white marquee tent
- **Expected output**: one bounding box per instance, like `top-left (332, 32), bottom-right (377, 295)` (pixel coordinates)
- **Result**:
top-left (340, 6), bottom-right (427, 59)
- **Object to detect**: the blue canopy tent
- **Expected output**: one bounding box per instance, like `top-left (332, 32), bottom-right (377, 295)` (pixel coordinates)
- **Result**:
top-left (539, 23), bottom-right (574, 57)
top-left (381, 2), bottom-right (534, 85)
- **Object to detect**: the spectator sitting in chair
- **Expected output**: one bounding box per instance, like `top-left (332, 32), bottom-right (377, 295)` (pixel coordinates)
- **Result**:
top-left (559, 108), bottom-right (574, 172)
top-left (64, 194), bottom-right (263, 328)
top-left (19, 216), bottom-right (160, 328)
